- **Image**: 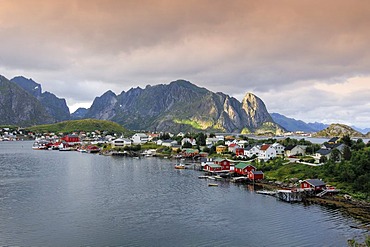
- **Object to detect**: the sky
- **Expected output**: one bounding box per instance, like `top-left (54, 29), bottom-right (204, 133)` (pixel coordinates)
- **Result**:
top-left (1, 0), bottom-right (370, 129)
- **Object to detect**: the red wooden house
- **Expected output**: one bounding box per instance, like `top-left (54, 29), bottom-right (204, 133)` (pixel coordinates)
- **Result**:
top-left (61, 134), bottom-right (80, 145)
top-left (214, 158), bottom-right (231, 171)
top-left (248, 170), bottom-right (264, 181)
top-left (300, 179), bottom-right (326, 191)
top-left (235, 148), bottom-right (245, 156)
top-left (234, 163), bottom-right (256, 176)
top-left (204, 163), bottom-right (222, 172)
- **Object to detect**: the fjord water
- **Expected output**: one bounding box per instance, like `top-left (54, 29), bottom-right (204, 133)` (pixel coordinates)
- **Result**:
top-left (0, 142), bottom-right (368, 246)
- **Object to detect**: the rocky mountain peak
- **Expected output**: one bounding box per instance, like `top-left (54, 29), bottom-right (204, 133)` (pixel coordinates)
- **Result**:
top-left (242, 92), bottom-right (273, 128)
top-left (11, 76), bottom-right (42, 98)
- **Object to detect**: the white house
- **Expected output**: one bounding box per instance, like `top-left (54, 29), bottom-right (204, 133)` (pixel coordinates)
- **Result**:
top-left (285, 145), bottom-right (306, 157)
top-left (131, 133), bottom-right (148, 145)
top-left (160, 140), bottom-right (178, 147)
top-left (181, 138), bottom-right (197, 146)
top-left (271, 143), bottom-right (285, 156)
top-left (244, 145), bottom-right (260, 158)
top-left (258, 144), bottom-right (277, 160)
top-left (206, 137), bottom-right (219, 146)
top-left (315, 149), bottom-right (332, 161)
top-left (237, 140), bottom-right (248, 147)
top-left (112, 138), bottom-right (132, 148)
top-left (225, 139), bottom-right (237, 146)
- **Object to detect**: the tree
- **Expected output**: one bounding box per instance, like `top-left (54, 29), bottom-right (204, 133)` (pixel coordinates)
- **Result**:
top-left (341, 134), bottom-right (353, 148)
top-left (160, 132), bottom-right (171, 140)
top-left (182, 141), bottom-right (192, 148)
top-left (330, 149), bottom-right (341, 162)
top-left (319, 155), bottom-right (328, 164)
top-left (196, 132), bottom-right (206, 146)
top-left (343, 145), bottom-right (352, 161)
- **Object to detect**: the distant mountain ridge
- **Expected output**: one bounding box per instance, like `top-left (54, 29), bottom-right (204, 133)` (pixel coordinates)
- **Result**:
top-left (1, 74), bottom-right (368, 134)
top-left (0, 75), bottom-right (54, 125)
top-left (270, 113), bottom-right (328, 132)
top-left (11, 76), bottom-right (70, 122)
top-left (85, 80), bottom-right (284, 134)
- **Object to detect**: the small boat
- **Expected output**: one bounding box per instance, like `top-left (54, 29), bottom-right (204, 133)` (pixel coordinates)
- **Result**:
top-left (214, 175), bottom-right (222, 180)
top-left (174, 164), bottom-right (186, 169)
top-left (198, 176), bottom-right (208, 179)
top-left (208, 183), bottom-right (219, 187)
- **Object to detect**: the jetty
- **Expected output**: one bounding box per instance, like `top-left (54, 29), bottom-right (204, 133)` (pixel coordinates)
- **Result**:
top-left (276, 189), bottom-right (305, 202)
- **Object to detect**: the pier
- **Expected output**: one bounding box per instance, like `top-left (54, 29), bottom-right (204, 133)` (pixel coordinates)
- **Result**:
top-left (276, 189), bottom-right (306, 202)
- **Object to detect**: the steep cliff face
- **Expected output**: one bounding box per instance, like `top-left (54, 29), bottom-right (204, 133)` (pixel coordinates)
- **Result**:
top-left (11, 76), bottom-right (70, 121)
top-left (85, 80), bottom-right (282, 134)
top-left (0, 75), bottom-right (54, 126)
top-left (85, 90), bottom-right (118, 120)
top-left (242, 93), bottom-right (273, 128)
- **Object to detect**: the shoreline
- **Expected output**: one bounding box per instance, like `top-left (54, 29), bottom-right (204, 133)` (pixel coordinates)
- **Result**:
top-left (255, 181), bottom-right (370, 230)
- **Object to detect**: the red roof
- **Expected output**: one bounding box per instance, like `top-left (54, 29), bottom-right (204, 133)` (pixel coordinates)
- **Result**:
top-left (229, 143), bottom-right (237, 147)
top-left (260, 144), bottom-right (270, 151)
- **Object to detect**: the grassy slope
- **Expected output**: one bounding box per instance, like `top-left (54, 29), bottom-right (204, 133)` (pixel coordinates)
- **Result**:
top-left (28, 119), bottom-right (131, 135)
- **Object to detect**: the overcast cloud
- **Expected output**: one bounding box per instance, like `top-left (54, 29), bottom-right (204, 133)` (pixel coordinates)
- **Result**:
top-left (1, 0), bottom-right (370, 128)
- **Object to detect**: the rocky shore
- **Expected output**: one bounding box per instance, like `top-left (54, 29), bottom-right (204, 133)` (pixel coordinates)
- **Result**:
top-left (255, 181), bottom-right (370, 230)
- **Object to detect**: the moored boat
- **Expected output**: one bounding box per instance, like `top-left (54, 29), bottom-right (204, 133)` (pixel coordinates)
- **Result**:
top-left (175, 164), bottom-right (186, 169)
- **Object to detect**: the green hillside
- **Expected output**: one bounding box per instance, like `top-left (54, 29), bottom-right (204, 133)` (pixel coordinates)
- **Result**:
top-left (28, 119), bottom-right (131, 135)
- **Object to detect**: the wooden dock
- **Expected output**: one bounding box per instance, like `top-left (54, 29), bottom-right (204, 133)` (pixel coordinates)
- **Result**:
top-left (276, 189), bottom-right (304, 202)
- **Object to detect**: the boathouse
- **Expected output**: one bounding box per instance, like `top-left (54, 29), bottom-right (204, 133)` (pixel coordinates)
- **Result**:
top-left (300, 179), bottom-right (326, 191)
top-left (234, 163), bottom-right (256, 176)
top-left (214, 158), bottom-right (231, 171)
top-left (204, 163), bottom-right (222, 172)
top-left (248, 170), bottom-right (264, 181)
top-left (61, 134), bottom-right (80, 145)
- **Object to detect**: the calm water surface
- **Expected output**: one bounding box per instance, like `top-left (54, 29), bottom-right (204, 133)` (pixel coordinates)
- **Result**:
top-left (0, 141), bottom-right (368, 246)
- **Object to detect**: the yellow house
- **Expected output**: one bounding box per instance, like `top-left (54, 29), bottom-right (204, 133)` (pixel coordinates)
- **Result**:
top-left (216, 145), bottom-right (227, 154)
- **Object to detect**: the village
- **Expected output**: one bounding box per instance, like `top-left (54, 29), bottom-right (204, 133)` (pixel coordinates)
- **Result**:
top-left (15, 127), bottom-right (351, 203)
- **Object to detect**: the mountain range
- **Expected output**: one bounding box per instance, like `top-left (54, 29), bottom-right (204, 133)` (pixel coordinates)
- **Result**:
top-left (0, 75), bottom-right (283, 134)
top-left (0, 74), bottom-right (368, 136)
top-left (270, 113), bottom-right (329, 133)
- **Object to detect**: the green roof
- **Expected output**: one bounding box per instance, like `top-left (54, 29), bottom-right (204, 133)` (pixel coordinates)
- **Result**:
top-left (235, 162), bottom-right (252, 169)
top-left (214, 158), bottom-right (227, 162)
top-left (208, 164), bottom-right (222, 168)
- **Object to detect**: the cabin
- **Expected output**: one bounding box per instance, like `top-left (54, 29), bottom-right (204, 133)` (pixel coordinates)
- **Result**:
top-left (235, 147), bottom-right (245, 157)
top-left (248, 170), bottom-right (264, 181)
top-left (61, 134), bottom-right (80, 145)
top-left (285, 145), bottom-right (306, 157)
top-left (300, 179), bottom-right (326, 191)
top-left (328, 137), bottom-right (340, 144)
top-left (204, 163), bottom-right (222, 172)
top-left (228, 143), bottom-right (240, 153)
top-left (315, 149), bottom-right (332, 161)
top-left (214, 158), bottom-right (231, 171)
top-left (182, 148), bottom-right (199, 158)
top-left (234, 162), bottom-right (256, 176)
top-left (216, 145), bottom-right (227, 154)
